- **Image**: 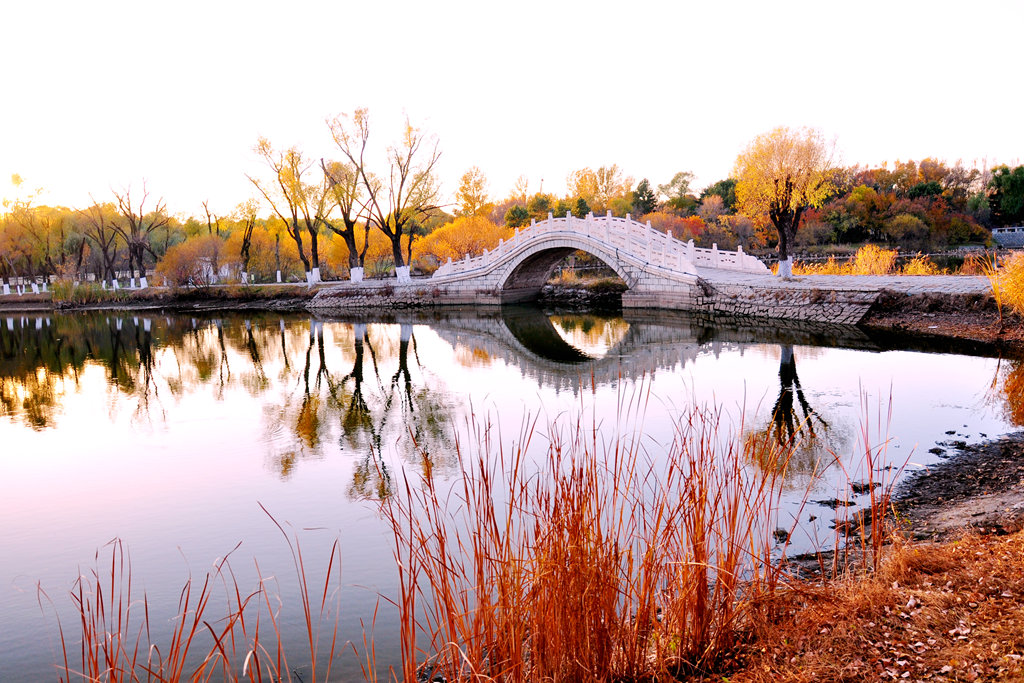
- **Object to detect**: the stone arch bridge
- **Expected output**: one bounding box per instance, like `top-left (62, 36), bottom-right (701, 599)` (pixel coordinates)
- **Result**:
top-left (312, 213), bottom-right (884, 324)
top-left (312, 212), bottom-right (769, 311)
top-left (427, 212), bottom-right (769, 307)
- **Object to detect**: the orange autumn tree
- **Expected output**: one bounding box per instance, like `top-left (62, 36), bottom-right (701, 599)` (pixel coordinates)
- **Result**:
top-left (412, 215), bottom-right (511, 271)
top-left (643, 211), bottom-right (706, 241)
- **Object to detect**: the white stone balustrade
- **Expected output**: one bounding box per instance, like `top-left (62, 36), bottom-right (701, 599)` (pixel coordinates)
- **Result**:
top-left (431, 211), bottom-right (768, 278)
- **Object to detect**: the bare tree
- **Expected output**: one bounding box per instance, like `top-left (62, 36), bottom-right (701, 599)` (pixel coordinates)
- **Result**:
top-left (328, 109), bottom-right (441, 282)
top-left (111, 183), bottom-right (169, 288)
top-left (247, 138), bottom-right (330, 284)
top-left (78, 201), bottom-right (123, 287)
top-left (201, 200), bottom-right (222, 236)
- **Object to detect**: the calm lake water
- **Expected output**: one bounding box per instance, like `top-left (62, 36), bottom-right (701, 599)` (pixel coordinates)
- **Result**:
top-left (0, 307), bottom-right (1019, 680)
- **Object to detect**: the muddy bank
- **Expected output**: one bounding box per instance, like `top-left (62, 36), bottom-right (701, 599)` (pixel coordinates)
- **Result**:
top-left (862, 289), bottom-right (1024, 351)
top-left (895, 431), bottom-right (1024, 540)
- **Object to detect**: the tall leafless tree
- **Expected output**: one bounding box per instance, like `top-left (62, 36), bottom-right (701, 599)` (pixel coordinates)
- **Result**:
top-left (111, 183), bottom-right (169, 287)
top-left (328, 109), bottom-right (441, 281)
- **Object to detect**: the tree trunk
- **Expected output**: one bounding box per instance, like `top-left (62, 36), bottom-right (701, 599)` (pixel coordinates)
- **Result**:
top-left (390, 232), bottom-right (405, 269)
top-left (771, 205), bottom-right (803, 278)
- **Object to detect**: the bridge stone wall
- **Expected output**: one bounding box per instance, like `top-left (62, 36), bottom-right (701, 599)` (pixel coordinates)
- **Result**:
top-left (308, 276), bottom-right (879, 326)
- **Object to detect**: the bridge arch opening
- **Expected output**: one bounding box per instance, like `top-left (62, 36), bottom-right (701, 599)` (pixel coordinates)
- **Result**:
top-left (499, 247), bottom-right (629, 304)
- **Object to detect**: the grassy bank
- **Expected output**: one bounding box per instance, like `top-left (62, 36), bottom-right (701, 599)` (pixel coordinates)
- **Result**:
top-left (0, 282), bottom-right (321, 312)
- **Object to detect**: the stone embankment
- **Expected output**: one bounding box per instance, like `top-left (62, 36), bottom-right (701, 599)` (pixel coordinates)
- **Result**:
top-left (691, 269), bottom-right (991, 325)
top-left (309, 269), bottom-right (993, 328)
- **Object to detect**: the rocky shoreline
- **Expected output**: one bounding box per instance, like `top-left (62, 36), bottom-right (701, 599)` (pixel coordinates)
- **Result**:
top-left (895, 431), bottom-right (1024, 541)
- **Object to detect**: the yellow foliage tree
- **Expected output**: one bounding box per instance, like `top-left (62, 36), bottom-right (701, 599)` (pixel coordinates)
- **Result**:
top-left (734, 127), bottom-right (836, 277)
top-left (567, 165), bottom-right (633, 215)
top-left (412, 216), bottom-right (511, 271)
top-left (455, 166), bottom-right (490, 217)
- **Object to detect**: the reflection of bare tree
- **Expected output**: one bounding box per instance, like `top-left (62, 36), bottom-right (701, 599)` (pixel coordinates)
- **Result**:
top-left (1, 318), bottom-right (66, 429)
top-left (337, 324), bottom-right (376, 450)
top-left (770, 345), bottom-right (827, 445)
top-left (0, 315), bottom-right (171, 428)
top-left (347, 451), bottom-right (393, 500)
top-left (4, 314), bottom-right (459, 483)
top-left (293, 320), bottom-right (330, 452)
top-left (379, 324), bottom-right (454, 478)
top-left (747, 345), bottom-right (831, 476)
top-left (129, 319), bottom-right (164, 424)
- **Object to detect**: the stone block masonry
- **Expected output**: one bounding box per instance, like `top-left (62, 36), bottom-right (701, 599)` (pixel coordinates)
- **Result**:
top-left (308, 214), bottom-right (991, 326)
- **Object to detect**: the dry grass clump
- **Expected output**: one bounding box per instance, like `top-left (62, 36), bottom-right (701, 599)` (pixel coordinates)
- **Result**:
top-left (902, 253), bottom-right (943, 276)
top-left (50, 280), bottom-right (134, 304)
top-left (379, 400), bottom-right (856, 682)
top-left (550, 268), bottom-right (583, 285)
top-left (975, 251), bottom-right (1024, 330)
top-left (998, 251), bottom-right (1024, 317)
top-left (40, 512), bottom-right (342, 682)
top-left (852, 244), bottom-right (899, 275)
top-left (731, 532), bottom-right (1024, 682)
top-left (790, 246), bottom-right (956, 277)
top-left (791, 245), bottom-right (928, 276)
top-left (791, 256), bottom-right (850, 275)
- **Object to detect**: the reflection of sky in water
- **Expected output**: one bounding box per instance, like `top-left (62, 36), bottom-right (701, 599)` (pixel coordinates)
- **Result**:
top-left (0, 311), bottom-right (1017, 681)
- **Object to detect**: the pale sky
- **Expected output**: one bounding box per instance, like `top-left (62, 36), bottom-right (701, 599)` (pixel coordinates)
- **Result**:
top-left (2, 0), bottom-right (1022, 218)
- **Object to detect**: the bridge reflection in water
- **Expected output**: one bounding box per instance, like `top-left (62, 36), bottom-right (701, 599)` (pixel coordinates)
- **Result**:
top-left (1, 306), bottom-right (1014, 482)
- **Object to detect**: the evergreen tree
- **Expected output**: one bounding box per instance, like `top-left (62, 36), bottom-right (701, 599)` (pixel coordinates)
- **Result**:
top-left (632, 178), bottom-right (657, 215)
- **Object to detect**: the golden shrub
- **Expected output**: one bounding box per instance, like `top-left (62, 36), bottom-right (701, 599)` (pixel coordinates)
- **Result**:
top-left (851, 244), bottom-right (897, 275)
top-left (901, 253), bottom-right (942, 275)
top-left (412, 216), bottom-right (511, 266)
top-left (998, 251), bottom-right (1024, 316)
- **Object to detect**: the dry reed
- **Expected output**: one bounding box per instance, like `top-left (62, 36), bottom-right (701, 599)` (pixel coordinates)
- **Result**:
top-left (997, 251), bottom-right (1024, 317)
top-left (378, 394), bottom-right (829, 682)
top-left (901, 253), bottom-right (942, 276)
top-left (790, 246), bottom-right (946, 276)
top-left (39, 511), bottom-right (342, 682)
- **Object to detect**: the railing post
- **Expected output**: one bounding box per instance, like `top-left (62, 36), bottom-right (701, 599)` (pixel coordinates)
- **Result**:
top-left (644, 220), bottom-right (652, 261)
top-left (687, 239), bottom-right (695, 263)
top-left (712, 243), bottom-right (720, 267)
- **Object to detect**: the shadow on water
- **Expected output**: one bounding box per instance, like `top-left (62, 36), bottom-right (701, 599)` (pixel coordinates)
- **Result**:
top-left (500, 306), bottom-right (593, 363)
